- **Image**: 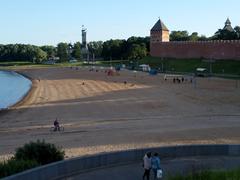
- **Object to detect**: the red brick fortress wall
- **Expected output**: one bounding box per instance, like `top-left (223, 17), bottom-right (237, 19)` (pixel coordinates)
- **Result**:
top-left (150, 40), bottom-right (240, 60)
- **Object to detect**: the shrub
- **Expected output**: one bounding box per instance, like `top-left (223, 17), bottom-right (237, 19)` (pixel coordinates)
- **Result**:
top-left (0, 158), bottom-right (39, 178)
top-left (14, 140), bottom-right (65, 165)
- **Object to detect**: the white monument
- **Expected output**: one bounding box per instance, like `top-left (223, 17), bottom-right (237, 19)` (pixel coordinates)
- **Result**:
top-left (81, 25), bottom-right (89, 61)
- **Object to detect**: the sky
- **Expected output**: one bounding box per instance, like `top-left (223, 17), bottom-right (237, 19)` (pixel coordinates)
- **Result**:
top-left (0, 0), bottom-right (239, 46)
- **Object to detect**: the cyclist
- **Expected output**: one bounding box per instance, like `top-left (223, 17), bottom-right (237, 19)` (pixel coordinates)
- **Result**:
top-left (54, 118), bottom-right (60, 131)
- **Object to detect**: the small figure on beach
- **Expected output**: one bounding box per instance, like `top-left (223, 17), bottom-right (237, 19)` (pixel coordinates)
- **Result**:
top-left (53, 118), bottom-right (60, 131)
top-left (182, 77), bottom-right (184, 82)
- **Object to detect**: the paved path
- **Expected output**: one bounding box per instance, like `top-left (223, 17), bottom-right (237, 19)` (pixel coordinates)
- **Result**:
top-left (66, 156), bottom-right (240, 180)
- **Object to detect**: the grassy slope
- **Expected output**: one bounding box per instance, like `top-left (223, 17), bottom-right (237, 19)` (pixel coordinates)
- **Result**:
top-left (1, 58), bottom-right (240, 76)
top-left (0, 61), bottom-right (84, 69)
top-left (168, 168), bottom-right (240, 180)
top-left (139, 56), bottom-right (240, 75)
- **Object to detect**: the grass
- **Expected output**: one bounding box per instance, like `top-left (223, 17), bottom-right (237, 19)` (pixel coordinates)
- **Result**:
top-left (0, 61), bottom-right (84, 69)
top-left (0, 159), bottom-right (39, 178)
top-left (167, 168), bottom-right (240, 180)
top-left (0, 140), bottom-right (64, 178)
top-left (1, 58), bottom-right (240, 78)
top-left (139, 56), bottom-right (240, 77)
top-left (0, 61), bottom-right (33, 66)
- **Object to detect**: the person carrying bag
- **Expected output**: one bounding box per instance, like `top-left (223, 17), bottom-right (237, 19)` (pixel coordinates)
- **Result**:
top-left (151, 152), bottom-right (162, 179)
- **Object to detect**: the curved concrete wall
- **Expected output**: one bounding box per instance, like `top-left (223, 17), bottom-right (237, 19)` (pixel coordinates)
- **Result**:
top-left (3, 144), bottom-right (240, 180)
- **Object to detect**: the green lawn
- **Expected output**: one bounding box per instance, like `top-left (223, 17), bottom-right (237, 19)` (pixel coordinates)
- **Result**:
top-left (0, 61), bottom-right (84, 69)
top-left (1, 58), bottom-right (240, 78)
top-left (139, 56), bottom-right (240, 76)
top-left (168, 168), bottom-right (240, 180)
top-left (0, 61), bottom-right (33, 66)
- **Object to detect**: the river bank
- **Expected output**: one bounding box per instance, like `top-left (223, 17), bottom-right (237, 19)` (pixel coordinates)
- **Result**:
top-left (0, 70), bottom-right (32, 110)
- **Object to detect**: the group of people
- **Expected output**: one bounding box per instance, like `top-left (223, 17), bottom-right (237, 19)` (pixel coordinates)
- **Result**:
top-left (143, 152), bottom-right (161, 180)
top-left (173, 77), bottom-right (184, 83)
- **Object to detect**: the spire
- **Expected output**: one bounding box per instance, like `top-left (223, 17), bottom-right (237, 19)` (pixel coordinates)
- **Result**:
top-left (151, 18), bottom-right (169, 31)
top-left (225, 18), bottom-right (231, 26)
top-left (223, 18), bottom-right (234, 32)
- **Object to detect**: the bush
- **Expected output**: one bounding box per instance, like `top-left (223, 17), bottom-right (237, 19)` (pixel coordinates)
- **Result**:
top-left (14, 140), bottom-right (65, 165)
top-left (0, 158), bottom-right (39, 178)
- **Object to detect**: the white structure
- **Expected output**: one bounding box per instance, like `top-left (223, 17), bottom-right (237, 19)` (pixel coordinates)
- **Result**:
top-left (81, 25), bottom-right (89, 60)
top-left (139, 64), bottom-right (151, 72)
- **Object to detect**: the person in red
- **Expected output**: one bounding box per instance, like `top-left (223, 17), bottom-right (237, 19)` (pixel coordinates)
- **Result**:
top-left (54, 118), bottom-right (60, 131)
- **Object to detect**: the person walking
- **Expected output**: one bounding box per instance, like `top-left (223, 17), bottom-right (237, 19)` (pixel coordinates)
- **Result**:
top-left (151, 153), bottom-right (161, 179)
top-left (143, 152), bottom-right (152, 180)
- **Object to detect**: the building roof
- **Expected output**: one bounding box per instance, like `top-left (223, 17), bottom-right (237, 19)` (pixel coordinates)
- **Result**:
top-left (223, 18), bottom-right (234, 32)
top-left (151, 19), bottom-right (169, 31)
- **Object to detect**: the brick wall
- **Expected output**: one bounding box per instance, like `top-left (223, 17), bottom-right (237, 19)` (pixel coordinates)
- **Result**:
top-left (150, 40), bottom-right (240, 60)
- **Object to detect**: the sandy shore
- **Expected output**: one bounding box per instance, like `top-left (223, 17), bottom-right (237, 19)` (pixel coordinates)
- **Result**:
top-left (0, 67), bottom-right (240, 160)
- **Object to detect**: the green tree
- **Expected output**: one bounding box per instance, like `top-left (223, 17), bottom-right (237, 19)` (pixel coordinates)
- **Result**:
top-left (212, 28), bottom-right (237, 40)
top-left (127, 36), bottom-right (150, 52)
top-left (40, 46), bottom-right (56, 58)
top-left (57, 43), bottom-right (68, 62)
top-left (170, 31), bottom-right (189, 41)
top-left (102, 39), bottom-right (125, 60)
top-left (128, 43), bottom-right (147, 60)
top-left (0, 44), bottom-right (46, 63)
top-left (234, 26), bottom-right (240, 39)
top-left (0, 159), bottom-right (39, 178)
top-left (15, 140), bottom-right (65, 165)
top-left (33, 48), bottom-right (47, 63)
top-left (72, 42), bottom-right (81, 59)
top-left (189, 32), bottom-right (199, 41)
top-left (88, 41), bottom-right (103, 59)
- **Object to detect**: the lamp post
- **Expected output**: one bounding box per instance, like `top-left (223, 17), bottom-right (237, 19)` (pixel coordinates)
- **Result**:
top-left (161, 57), bottom-right (164, 73)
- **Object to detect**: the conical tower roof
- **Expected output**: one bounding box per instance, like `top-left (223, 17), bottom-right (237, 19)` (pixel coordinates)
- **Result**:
top-left (151, 19), bottom-right (169, 31)
top-left (223, 18), bottom-right (234, 32)
top-left (225, 18), bottom-right (231, 26)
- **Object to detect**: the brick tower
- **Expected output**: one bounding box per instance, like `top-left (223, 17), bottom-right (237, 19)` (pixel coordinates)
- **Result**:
top-left (150, 18), bottom-right (169, 42)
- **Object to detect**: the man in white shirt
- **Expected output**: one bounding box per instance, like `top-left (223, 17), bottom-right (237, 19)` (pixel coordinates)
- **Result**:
top-left (143, 152), bottom-right (152, 180)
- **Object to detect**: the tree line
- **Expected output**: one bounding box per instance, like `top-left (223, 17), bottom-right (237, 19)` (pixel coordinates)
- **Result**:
top-left (0, 36), bottom-right (149, 63)
top-left (170, 26), bottom-right (240, 41)
top-left (0, 44), bottom-right (47, 63)
top-left (54, 37), bottom-right (149, 61)
top-left (1, 22), bottom-right (239, 63)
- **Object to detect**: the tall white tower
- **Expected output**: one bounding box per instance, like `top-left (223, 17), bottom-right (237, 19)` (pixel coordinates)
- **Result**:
top-left (81, 25), bottom-right (89, 60)
top-left (82, 25), bottom-right (88, 48)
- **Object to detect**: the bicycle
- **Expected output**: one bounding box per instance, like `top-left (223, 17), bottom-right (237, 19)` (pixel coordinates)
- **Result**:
top-left (49, 126), bottom-right (64, 133)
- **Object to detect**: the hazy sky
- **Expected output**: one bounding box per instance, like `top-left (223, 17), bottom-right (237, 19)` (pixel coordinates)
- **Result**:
top-left (0, 0), bottom-right (239, 45)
